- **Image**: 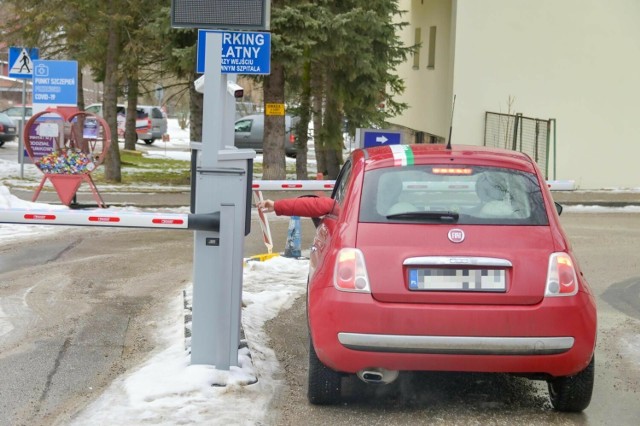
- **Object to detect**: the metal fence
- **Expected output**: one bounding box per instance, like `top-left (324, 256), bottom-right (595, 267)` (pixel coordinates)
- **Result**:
top-left (484, 112), bottom-right (555, 178)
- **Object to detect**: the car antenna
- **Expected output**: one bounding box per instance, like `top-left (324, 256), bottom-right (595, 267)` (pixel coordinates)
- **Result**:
top-left (446, 94), bottom-right (456, 150)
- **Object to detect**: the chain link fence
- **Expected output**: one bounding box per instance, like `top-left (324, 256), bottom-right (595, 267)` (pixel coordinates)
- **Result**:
top-left (484, 112), bottom-right (555, 178)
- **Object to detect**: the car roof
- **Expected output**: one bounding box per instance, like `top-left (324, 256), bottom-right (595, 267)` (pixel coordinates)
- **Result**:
top-left (1, 105), bottom-right (32, 111)
top-left (356, 144), bottom-right (537, 174)
top-left (86, 103), bottom-right (160, 110)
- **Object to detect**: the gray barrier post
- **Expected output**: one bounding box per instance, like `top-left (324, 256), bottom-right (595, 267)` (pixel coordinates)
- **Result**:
top-left (189, 32), bottom-right (255, 368)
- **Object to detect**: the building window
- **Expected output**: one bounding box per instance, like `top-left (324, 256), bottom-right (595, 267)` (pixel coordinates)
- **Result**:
top-left (413, 27), bottom-right (421, 69)
top-left (428, 26), bottom-right (436, 69)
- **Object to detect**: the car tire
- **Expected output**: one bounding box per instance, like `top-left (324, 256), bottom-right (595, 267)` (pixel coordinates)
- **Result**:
top-left (548, 356), bottom-right (594, 412)
top-left (0, 141), bottom-right (4, 147)
top-left (143, 139), bottom-right (155, 145)
top-left (307, 339), bottom-right (342, 405)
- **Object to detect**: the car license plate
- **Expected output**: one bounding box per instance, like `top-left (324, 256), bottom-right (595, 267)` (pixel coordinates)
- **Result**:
top-left (8, 127), bottom-right (15, 132)
top-left (408, 268), bottom-right (506, 292)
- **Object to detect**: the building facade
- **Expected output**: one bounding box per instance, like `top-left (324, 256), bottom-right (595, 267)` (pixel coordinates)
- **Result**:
top-left (391, 0), bottom-right (640, 189)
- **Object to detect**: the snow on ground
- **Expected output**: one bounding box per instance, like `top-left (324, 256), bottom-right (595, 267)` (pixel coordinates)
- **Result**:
top-left (0, 120), bottom-right (312, 424)
top-left (1, 119), bottom-right (640, 424)
top-left (0, 178), bottom-right (309, 424)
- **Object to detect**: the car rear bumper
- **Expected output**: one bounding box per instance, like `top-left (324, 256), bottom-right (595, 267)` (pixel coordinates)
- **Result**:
top-left (308, 287), bottom-right (597, 377)
top-left (338, 333), bottom-right (575, 355)
top-left (137, 131), bottom-right (163, 140)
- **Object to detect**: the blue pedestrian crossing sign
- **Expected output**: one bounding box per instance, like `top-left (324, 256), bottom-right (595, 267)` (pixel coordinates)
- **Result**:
top-left (358, 128), bottom-right (403, 148)
top-left (8, 47), bottom-right (39, 79)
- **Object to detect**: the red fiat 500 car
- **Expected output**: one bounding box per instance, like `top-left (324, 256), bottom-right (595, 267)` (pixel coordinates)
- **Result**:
top-left (307, 144), bottom-right (597, 412)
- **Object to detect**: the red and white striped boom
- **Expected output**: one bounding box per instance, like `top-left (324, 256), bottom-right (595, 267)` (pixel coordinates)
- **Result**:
top-left (0, 208), bottom-right (220, 232)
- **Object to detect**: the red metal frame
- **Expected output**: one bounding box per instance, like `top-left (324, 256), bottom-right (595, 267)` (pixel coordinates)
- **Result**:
top-left (23, 109), bottom-right (111, 207)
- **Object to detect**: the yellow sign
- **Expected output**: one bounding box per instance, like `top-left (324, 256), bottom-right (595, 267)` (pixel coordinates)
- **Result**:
top-left (265, 103), bottom-right (285, 116)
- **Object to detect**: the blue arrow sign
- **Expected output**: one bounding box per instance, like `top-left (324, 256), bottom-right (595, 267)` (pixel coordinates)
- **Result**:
top-left (32, 60), bottom-right (78, 106)
top-left (363, 130), bottom-right (402, 148)
top-left (197, 30), bottom-right (271, 75)
top-left (8, 47), bottom-right (39, 79)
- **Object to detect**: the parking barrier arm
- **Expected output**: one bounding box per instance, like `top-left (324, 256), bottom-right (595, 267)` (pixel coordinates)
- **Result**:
top-left (0, 208), bottom-right (221, 232)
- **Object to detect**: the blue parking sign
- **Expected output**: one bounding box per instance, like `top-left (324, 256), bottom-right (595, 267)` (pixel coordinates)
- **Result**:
top-left (197, 30), bottom-right (271, 75)
top-left (32, 60), bottom-right (78, 106)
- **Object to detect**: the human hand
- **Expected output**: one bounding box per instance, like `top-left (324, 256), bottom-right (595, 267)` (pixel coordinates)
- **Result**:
top-left (257, 199), bottom-right (275, 213)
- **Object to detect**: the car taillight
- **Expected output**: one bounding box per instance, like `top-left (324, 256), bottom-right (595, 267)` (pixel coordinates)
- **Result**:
top-left (289, 133), bottom-right (295, 144)
top-left (0, 124), bottom-right (4, 132)
top-left (333, 248), bottom-right (370, 293)
top-left (545, 252), bottom-right (578, 296)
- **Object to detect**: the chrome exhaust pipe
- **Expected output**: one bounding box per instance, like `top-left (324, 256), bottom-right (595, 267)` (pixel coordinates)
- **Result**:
top-left (357, 368), bottom-right (399, 384)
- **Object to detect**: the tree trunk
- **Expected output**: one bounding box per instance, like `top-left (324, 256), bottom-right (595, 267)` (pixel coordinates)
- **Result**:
top-left (323, 91), bottom-right (343, 179)
top-left (77, 66), bottom-right (85, 110)
top-left (262, 62), bottom-right (286, 180)
top-left (103, 8), bottom-right (122, 182)
top-left (311, 68), bottom-right (326, 177)
top-left (295, 57), bottom-right (311, 180)
top-left (189, 72), bottom-right (203, 143)
top-left (124, 74), bottom-right (139, 151)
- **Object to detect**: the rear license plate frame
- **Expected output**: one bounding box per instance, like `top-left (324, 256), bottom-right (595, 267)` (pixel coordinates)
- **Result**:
top-left (408, 268), bottom-right (507, 292)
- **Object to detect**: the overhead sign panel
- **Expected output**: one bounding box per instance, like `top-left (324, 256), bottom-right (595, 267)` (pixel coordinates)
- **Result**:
top-left (197, 30), bottom-right (271, 75)
top-left (171, 0), bottom-right (270, 30)
top-left (358, 128), bottom-right (403, 148)
top-left (8, 47), bottom-right (39, 79)
top-left (32, 60), bottom-right (78, 107)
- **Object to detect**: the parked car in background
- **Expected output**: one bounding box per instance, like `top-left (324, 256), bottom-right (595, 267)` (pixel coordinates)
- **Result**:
top-left (0, 105), bottom-right (33, 122)
top-left (234, 114), bottom-right (299, 157)
top-left (85, 103), bottom-right (168, 145)
top-left (0, 112), bottom-right (18, 147)
top-left (306, 144), bottom-right (597, 412)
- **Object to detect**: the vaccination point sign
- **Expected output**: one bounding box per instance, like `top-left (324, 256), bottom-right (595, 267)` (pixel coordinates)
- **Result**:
top-left (32, 60), bottom-right (78, 106)
top-left (196, 30), bottom-right (271, 75)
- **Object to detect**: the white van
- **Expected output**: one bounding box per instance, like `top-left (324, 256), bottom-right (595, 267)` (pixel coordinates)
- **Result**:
top-left (85, 103), bottom-right (168, 145)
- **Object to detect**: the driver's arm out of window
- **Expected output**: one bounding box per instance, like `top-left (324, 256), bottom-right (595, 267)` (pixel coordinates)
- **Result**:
top-left (274, 197), bottom-right (335, 218)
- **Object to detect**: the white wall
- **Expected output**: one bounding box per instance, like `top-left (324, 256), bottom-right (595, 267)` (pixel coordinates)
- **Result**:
top-left (393, 0), bottom-right (640, 189)
top-left (451, 0), bottom-right (640, 189)
top-left (392, 0), bottom-right (453, 140)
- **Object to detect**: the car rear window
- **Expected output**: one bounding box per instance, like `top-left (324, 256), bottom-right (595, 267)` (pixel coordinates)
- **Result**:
top-left (151, 108), bottom-right (164, 119)
top-left (359, 165), bottom-right (548, 225)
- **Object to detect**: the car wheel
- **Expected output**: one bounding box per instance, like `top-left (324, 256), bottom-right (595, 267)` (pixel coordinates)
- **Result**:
top-left (307, 339), bottom-right (342, 405)
top-left (143, 139), bottom-right (154, 145)
top-left (548, 356), bottom-right (594, 412)
top-left (0, 141), bottom-right (4, 147)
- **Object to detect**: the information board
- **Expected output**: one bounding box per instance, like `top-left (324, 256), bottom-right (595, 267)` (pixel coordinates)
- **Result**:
top-left (197, 30), bottom-right (271, 75)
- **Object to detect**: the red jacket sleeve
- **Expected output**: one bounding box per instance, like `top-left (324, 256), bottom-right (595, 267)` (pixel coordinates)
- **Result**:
top-left (274, 197), bottom-right (335, 217)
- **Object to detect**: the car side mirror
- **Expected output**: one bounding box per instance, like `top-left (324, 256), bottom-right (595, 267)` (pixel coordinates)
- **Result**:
top-left (555, 202), bottom-right (563, 216)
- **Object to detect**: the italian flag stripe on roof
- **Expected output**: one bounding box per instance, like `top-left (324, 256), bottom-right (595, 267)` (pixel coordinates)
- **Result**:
top-left (390, 145), bottom-right (415, 166)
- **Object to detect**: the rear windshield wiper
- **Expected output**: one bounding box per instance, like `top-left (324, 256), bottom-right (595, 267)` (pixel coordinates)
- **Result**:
top-left (386, 211), bottom-right (460, 222)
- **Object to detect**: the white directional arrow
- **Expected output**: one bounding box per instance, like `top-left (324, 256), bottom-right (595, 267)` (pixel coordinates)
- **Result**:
top-left (376, 135), bottom-right (388, 144)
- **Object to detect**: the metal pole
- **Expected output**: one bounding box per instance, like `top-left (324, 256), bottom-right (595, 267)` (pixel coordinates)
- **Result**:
top-left (551, 119), bottom-right (557, 180)
top-left (19, 80), bottom-right (26, 178)
top-left (511, 113), bottom-right (520, 151)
